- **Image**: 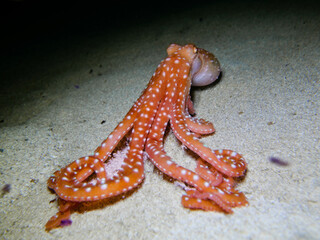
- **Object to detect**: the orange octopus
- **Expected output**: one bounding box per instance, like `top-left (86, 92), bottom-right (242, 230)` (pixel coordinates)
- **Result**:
top-left (46, 44), bottom-right (248, 231)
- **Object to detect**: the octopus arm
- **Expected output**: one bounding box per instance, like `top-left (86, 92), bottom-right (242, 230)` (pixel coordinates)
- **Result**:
top-left (181, 194), bottom-right (224, 212)
top-left (51, 75), bottom-right (167, 203)
top-left (147, 137), bottom-right (238, 212)
top-left (94, 90), bottom-right (149, 161)
top-left (170, 113), bottom-right (246, 177)
top-left (186, 95), bottom-right (195, 115)
top-left (184, 115), bottom-right (215, 135)
top-left (184, 96), bottom-right (215, 135)
top-left (45, 207), bottom-right (71, 231)
top-left (195, 158), bottom-right (223, 186)
top-left (145, 102), bottom-right (243, 212)
top-left (45, 199), bottom-right (75, 231)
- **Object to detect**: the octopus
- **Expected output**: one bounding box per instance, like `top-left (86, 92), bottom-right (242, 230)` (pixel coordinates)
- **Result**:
top-left (46, 44), bottom-right (248, 231)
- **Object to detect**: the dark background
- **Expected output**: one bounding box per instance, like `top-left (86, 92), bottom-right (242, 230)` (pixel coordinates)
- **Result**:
top-left (0, 0), bottom-right (318, 100)
top-left (2, 0), bottom-right (319, 56)
top-left (1, 0), bottom-right (192, 52)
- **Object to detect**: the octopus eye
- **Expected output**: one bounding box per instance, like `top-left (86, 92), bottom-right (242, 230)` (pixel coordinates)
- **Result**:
top-left (193, 47), bottom-right (198, 54)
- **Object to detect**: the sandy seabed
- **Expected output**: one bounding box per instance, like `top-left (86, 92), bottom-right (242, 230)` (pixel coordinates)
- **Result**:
top-left (0, 1), bottom-right (319, 239)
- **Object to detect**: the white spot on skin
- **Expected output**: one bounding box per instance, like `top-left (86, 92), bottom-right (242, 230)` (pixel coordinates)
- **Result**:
top-left (193, 175), bottom-right (200, 181)
top-left (217, 188), bottom-right (225, 194)
top-left (124, 176), bottom-right (130, 183)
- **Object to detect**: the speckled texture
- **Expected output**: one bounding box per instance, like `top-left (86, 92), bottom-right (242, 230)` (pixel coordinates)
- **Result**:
top-left (0, 1), bottom-right (319, 239)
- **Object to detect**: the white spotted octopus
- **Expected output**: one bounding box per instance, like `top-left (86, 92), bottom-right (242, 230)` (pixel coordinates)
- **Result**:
top-left (46, 44), bottom-right (248, 230)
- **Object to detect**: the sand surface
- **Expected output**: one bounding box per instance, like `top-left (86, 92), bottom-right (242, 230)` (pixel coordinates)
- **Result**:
top-left (0, 1), bottom-right (319, 239)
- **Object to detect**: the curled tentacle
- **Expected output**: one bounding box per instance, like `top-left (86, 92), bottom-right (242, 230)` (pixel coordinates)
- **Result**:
top-left (52, 154), bottom-right (144, 202)
top-left (45, 208), bottom-right (72, 231)
top-left (182, 190), bottom-right (224, 212)
top-left (171, 103), bottom-right (246, 177)
top-left (185, 115), bottom-right (215, 135)
top-left (45, 199), bottom-right (75, 231)
top-left (195, 158), bottom-right (223, 186)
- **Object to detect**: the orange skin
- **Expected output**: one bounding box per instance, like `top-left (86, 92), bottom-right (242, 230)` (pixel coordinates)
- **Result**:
top-left (46, 44), bottom-right (248, 231)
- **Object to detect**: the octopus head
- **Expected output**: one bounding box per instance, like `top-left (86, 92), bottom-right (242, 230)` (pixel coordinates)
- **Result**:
top-left (190, 47), bottom-right (221, 87)
top-left (167, 44), bottom-right (221, 87)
